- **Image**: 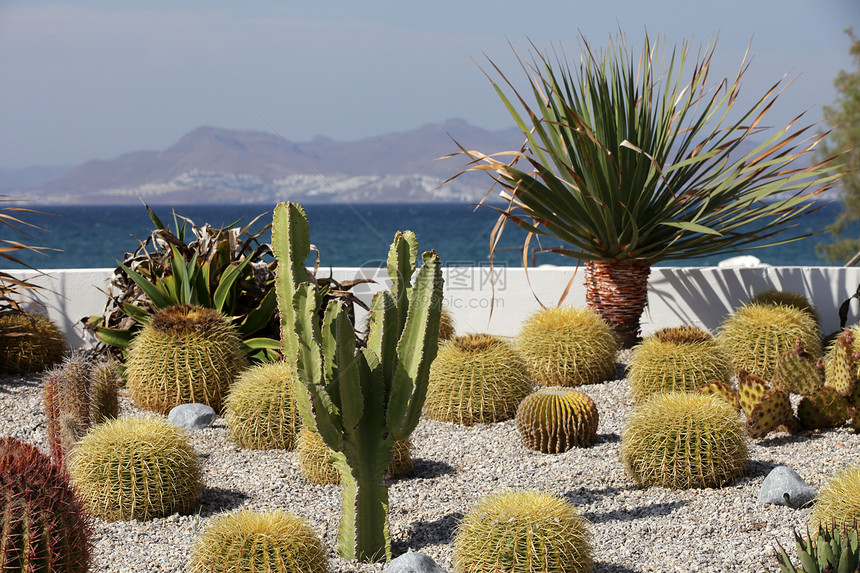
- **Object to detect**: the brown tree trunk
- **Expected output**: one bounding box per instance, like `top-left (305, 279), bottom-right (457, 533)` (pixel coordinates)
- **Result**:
top-left (584, 260), bottom-right (651, 349)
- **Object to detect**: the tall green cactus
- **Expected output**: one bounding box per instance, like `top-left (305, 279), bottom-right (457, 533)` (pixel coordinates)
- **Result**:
top-left (272, 202), bottom-right (443, 562)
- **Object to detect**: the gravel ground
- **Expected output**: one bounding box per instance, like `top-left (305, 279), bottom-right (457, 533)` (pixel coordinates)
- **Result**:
top-left (1, 354), bottom-right (856, 573)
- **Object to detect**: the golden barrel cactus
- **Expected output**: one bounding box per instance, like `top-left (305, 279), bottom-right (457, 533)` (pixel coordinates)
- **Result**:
top-left (68, 415), bottom-right (201, 521)
top-left (0, 311), bottom-right (65, 374)
top-left (516, 307), bottom-right (616, 387)
top-left (423, 333), bottom-right (533, 425)
top-left (452, 491), bottom-right (593, 573)
top-left (621, 392), bottom-right (748, 489)
top-left (718, 302), bottom-right (821, 381)
top-left (189, 509), bottom-right (328, 573)
top-left (125, 304), bottom-right (246, 414)
top-left (515, 387), bottom-right (599, 453)
top-left (224, 361), bottom-right (300, 450)
top-left (629, 326), bottom-right (732, 403)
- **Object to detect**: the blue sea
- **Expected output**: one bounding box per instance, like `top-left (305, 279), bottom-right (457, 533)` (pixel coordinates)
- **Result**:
top-left (0, 202), bottom-right (853, 270)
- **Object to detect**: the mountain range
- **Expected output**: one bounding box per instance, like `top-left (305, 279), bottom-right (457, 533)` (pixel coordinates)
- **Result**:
top-left (10, 119), bottom-right (525, 204)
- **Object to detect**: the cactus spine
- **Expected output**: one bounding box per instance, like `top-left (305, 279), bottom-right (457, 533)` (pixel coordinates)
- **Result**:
top-left (0, 436), bottom-right (92, 572)
top-left (273, 201), bottom-right (443, 562)
top-left (43, 352), bottom-right (121, 465)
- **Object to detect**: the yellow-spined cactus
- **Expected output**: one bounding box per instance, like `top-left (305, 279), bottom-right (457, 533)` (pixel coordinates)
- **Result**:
top-left (296, 427), bottom-right (412, 486)
top-left (438, 307), bottom-right (456, 341)
top-left (748, 289), bottom-right (819, 327)
top-left (189, 509), bottom-right (328, 573)
top-left (0, 311), bottom-right (65, 374)
top-left (718, 302), bottom-right (821, 381)
top-left (452, 491), bottom-right (593, 573)
top-left (224, 361), bottom-right (300, 450)
top-left (515, 387), bottom-right (599, 453)
top-left (810, 465), bottom-right (860, 534)
top-left (423, 333), bottom-right (533, 425)
top-left (125, 304), bottom-right (246, 414)
top-left (516, 307), bottom-right (616, 387)
top-left (68, 415), bottom-right (201, 521)
top-left (621, 392), bottom-right (748, 489)
top-left (629, 326), bottom-right (732, 403)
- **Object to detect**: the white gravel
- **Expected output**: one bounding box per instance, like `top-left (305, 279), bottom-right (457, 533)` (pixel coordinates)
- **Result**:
top-left (1, 353), bottom-right (855, 573)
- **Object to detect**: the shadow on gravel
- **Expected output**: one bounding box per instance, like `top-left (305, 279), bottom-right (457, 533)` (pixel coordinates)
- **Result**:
top-left (756, 430), bottom-right (830, 448)
top-left (401, 458), bottom-right (456, 480)
top-left (392, 511), bottom-right (463, 554)
top-left (614, 362), bottom-right (629, 380)
top-left (582, 500), bottom-right (688, 524)
top-left (595, 433), bottom-right (619, 444)
top-left (198, 486), bottom-right (249, 517)
top-left (0, 375), bottom-right (40, 393)
top-left (743, 459), bottom-right (779, 480)
top-left (595, 562), bottom-right (638, 573)
top-left (563, 485), bottom-right (636, 506)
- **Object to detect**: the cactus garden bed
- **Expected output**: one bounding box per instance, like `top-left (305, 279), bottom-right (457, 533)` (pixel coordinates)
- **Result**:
top-left (1, 350), bottom-right (856, 573)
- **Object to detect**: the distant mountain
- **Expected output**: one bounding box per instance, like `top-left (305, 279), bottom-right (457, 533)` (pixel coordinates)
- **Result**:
top-left (0, 165), bottom-right (74, 195)
top-left (26, 119), bottom-right (526, 204)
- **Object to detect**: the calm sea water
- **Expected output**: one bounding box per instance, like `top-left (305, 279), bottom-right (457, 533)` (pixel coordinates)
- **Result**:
top-left (1, 202), bottom-right (852, 270)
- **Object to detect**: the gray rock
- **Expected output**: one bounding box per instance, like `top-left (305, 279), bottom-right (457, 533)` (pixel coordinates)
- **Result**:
top-left (167, 403), bottom-right (216, 430)
top-left (386, 552), bottom-right (447, 573)
top-left (758, 465), bottom-right (816, 508)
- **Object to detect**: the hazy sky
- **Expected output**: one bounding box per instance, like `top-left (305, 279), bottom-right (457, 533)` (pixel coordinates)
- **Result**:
top-left (1, 0), bottom-right (858, 169)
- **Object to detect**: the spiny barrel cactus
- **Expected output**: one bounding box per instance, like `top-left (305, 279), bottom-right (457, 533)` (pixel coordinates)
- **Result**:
top-left (424, 333), bottom-right (533, 426)
top-left (43, 352), bottom-right (121, 465)
top-left (69, 415), bottom-right (201, 521)
top-left (718, 302), bottom-right (821, 381)
top-left (452, 490), bottom-right (593, 573)
top-left (296, 426), bottom-right (412, 486)
top-left (516, 306), bottom-right (616, 387)
top-left (629, 326), bottom-right (731, 403)
top-left (515, 387), bottom-right (599, 453)
top-left (621, 392), bottom-right (748, 489)
top-left (224, 360), bottom-right (301, 450)
top-left (125, 304), bottom-right (247, 414)
top-left (0, 436), bottom-right (92, 573)
top-left (0, 310), bottom-right (65, 374)
top-left (774, 523), bottom-right (860, 573)
top-left (189, 509), bottom-right (329, 573)
top-left (274, 201), bottom-right (443, 562)
top-left (749, 289), bottom-right (819, 327)
top-left (810, 465), bottom-right (860, 534)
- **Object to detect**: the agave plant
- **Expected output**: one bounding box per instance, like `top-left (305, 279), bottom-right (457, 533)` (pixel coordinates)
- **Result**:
top-left (452, 34), bottom-right (840, 347)
top-left (83, 205), bottom-right (281, 362)
top-left (774, 523), bottom-right (860, 572)
top-left (84, 204), bottom-right (369, 363)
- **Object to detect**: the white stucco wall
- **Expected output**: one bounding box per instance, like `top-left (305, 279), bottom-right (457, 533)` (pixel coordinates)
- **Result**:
top-left (9, 265), bottom-right (860, 349)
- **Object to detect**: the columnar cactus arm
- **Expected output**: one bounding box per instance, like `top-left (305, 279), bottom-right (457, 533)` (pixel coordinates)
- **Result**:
top-left (366, 291), bottom-right (400, 387)
top-left (387, 231), bottom-right (418, 332)
top-left (272, 202), bottom-right (313, 362)
top-left (387, 251), bottom-right (444, 439)
top-left (323, 300), bottom-right (364, 433)
top-left (293, 283), bottom-right (343, 445)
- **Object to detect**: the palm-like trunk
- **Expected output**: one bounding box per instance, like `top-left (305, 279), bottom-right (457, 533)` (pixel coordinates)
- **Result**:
top-left (584, 260), bottom-right (651, 349)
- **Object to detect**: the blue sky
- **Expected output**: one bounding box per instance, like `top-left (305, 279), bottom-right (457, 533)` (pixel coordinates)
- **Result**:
top-left (0, 0), bottom-right (858, 168)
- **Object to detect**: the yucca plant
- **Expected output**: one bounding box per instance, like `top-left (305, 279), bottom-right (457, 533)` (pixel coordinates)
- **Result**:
top-left (452, 34), bottom-right (840, 347)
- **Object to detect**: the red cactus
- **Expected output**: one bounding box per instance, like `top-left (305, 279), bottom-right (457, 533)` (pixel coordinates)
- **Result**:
top-left (0, 436), bottom-right (92, 572)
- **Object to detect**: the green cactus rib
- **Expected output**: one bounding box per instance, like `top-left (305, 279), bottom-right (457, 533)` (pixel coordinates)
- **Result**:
top-left (274, 201), bottom-right (443, 562)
